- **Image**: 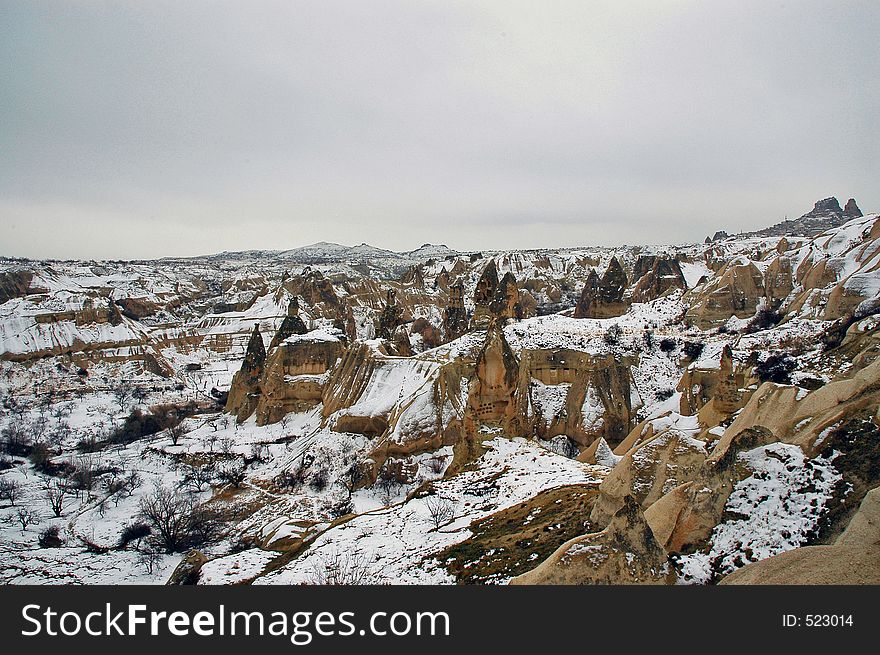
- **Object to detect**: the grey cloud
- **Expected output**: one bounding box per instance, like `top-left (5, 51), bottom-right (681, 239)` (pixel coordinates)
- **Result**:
top-left (1, 0), bottom-right (877, 259)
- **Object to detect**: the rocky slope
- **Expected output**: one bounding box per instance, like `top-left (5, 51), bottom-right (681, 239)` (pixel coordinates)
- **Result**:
top-left (0, 200), bottom-right (878, 585)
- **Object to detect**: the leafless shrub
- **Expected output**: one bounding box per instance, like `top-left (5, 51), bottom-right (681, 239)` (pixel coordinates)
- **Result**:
top-left (179, 460), bottom-right (215, 492)
top-left (118, 521), bottom-right (152, 550)
top-left (2, 422), bottom-right (31, 456)
top-left (38, 524), bottom-right (64, 548)
top-left (137, 548), bottom-right (162, 574)
top-left (16, 507), bottom-right (39, 532)
top-left (0, 478), bottom-right (21, 505)
top-left (426, 455), bottom-right (447, 475)
top-left (45, 479), bottom-right (68, 517)
top-left (424, 495), bottom-right (455, 530)
top-left (216, 461), bottom-right (247, 488)
top-left (306, 550), bottom-right (381, 585)
top-left (78, 532), bottom-right (111, 554)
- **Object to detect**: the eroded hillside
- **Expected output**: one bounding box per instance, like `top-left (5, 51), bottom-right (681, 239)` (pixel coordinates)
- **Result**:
top-left (1, 200), bottom-right (878, 585)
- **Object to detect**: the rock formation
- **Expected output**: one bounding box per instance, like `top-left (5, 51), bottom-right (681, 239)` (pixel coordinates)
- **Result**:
top-left (377, 288), bottom-right (404, 340)
top-left (573, 258), bottom-right (629, 318)
top-left (510, 496), bottom-right (671, 585)
top-left (843, 197), bottom-right (863, 218)
top-left (472, 262), bottom-right (522, 327)
top-left (720, 486), bottom-right (880, 585)
top-left (465, 321), bottom-right (523, 430)
top-left (226, 324), bottom-right (267, 422)
top-left (442, 279), bottom-right (468, 340)
top-left (684, 260), bottom-right (765, 328)
top-left (631, 256), bottom-right (687, 303)
top-left (268, 296), bottom-right (308, 349)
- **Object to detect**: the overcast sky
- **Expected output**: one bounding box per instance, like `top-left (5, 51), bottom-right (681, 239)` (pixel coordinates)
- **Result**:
top-left (1, 1), bottom-right (878, 260)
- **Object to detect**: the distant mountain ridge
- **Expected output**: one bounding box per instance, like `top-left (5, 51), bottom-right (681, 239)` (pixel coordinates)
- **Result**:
top-left (707, 196), bottom-right (864, 242)
top-left (206, 241), bottom-right (458, 263)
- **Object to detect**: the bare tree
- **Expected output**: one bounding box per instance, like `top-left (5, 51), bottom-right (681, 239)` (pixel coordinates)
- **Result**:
top-left (2, 422), bottom-right (31, 456)
top-left (0, 478), bottom-right (21, 506)
top-left (307, 550), bottom-right (380, 585)
top-left (45, 479), bottom-right (68, 517)
top-left (168, 421), bottom-right (188, 446)
top-left (216, 461), bottom-right (246, 488)
top-left (179, 460), bottom-right (215, 492)
top-left (424, 495), bottom-right (455, 531)
top-left (138, 485), bottom-right (196, 553)
top-left (16, 507), bottom-right (39, 532)
top-left (112, 385), bottom-right (132, 413)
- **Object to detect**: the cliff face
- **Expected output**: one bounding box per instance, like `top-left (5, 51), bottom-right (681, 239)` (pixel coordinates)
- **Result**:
top-left (573, 258), bottom-right (630, 318)
top-left (225, 324), bottom-right (267, 422)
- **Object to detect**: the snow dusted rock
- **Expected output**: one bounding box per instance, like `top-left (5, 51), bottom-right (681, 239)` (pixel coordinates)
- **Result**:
top-left (573, 257), bottom-right (629, 318)
top-left (254, 334), bottom-right (343, 425)
top-left (590, 428), bottom-right (708, 527)
top-left (510, 496), bottom-right (671, 585)
top-left (644, 426), bottom-right (777, 552)
top-left (630, 257), bottom-right (687, 304)
top-left (677, 343), bottom-right (751, 420)
top-left (225, 323), bottom-right (267, 422)
top-left (166, 550), bottom-right (208, 585)
top-left (716, 356), bottom-right (880, 458)
top-left (684, 259), bottom-right (765, 328)
top-left (676, 442), bottom-right (841, 583)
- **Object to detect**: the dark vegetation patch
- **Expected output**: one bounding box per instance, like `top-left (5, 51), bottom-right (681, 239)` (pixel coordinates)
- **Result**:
top-left (811, 415), bottom-right (880, 544)
top-left (434, 484), bottom-right (598, 584)
top-left (742, 308), bottom-right (784, 334)
top-left (754, 352), bottom-right (797, 384)
top-left (110, 402), bottom-right (197, 445)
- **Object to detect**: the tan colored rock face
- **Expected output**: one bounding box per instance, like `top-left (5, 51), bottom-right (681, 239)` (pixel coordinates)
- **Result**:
top-left (677, 344), bottom-right (751, 419)
top-left (590, 429), bottom-right (708, 527)
top-left (510, 496), bottom-right (671, 585)
top-left (253, 337), bottom-right (343, 425)
top-left (684, 260), bottom-right (765, 328)
top-left (225, 323), bottom-right (267, 422)
top-left (522, 349), bottom-right (640, 447)
top-left (573, 258), bottom-right (630, 318)
top-left (645, 426), bottom-right (778, 552)
top-left (471, 262), bottom-right (522, 327)
top-left (630, 257), bottom-right (686, 304)
top-left (466, 322), bottom-right (521, 425)
top-left (763, 255), bottom-right (793, 310)
top-left (443, 280), bottom-right (468, 341)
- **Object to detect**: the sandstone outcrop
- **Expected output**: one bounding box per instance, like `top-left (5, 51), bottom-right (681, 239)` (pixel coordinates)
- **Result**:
top-left (465, 321), bottom-right (525, 434)
top-left (521, 349), bottom-right (640, 447)
top-left (684, 260), bottom-right (765, 328)
top-left (253, 332), bottom-right (344, 425)
top-left (677, 344), bottom-right (751, 420)
top-left (630, 257), bottom-right (686, 303)
top-left (644, 426), bottom-right (777, 552)
top-left (268, 297), bottom-right (308, 349)
top-left (844, 197), bottom-right (863, 218)
top-left (471, 262), bottom-right (522, 327)
top-left (442, 279), bottom-right (468, 341)
top-left (226, 324), bottom-right (267, 422)
top-left (590, 429), bottom-right (708, 527)
top-left (510, 496), bottom-right (671, 585)
top-left (573, 258), bottom-right (629, 318)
